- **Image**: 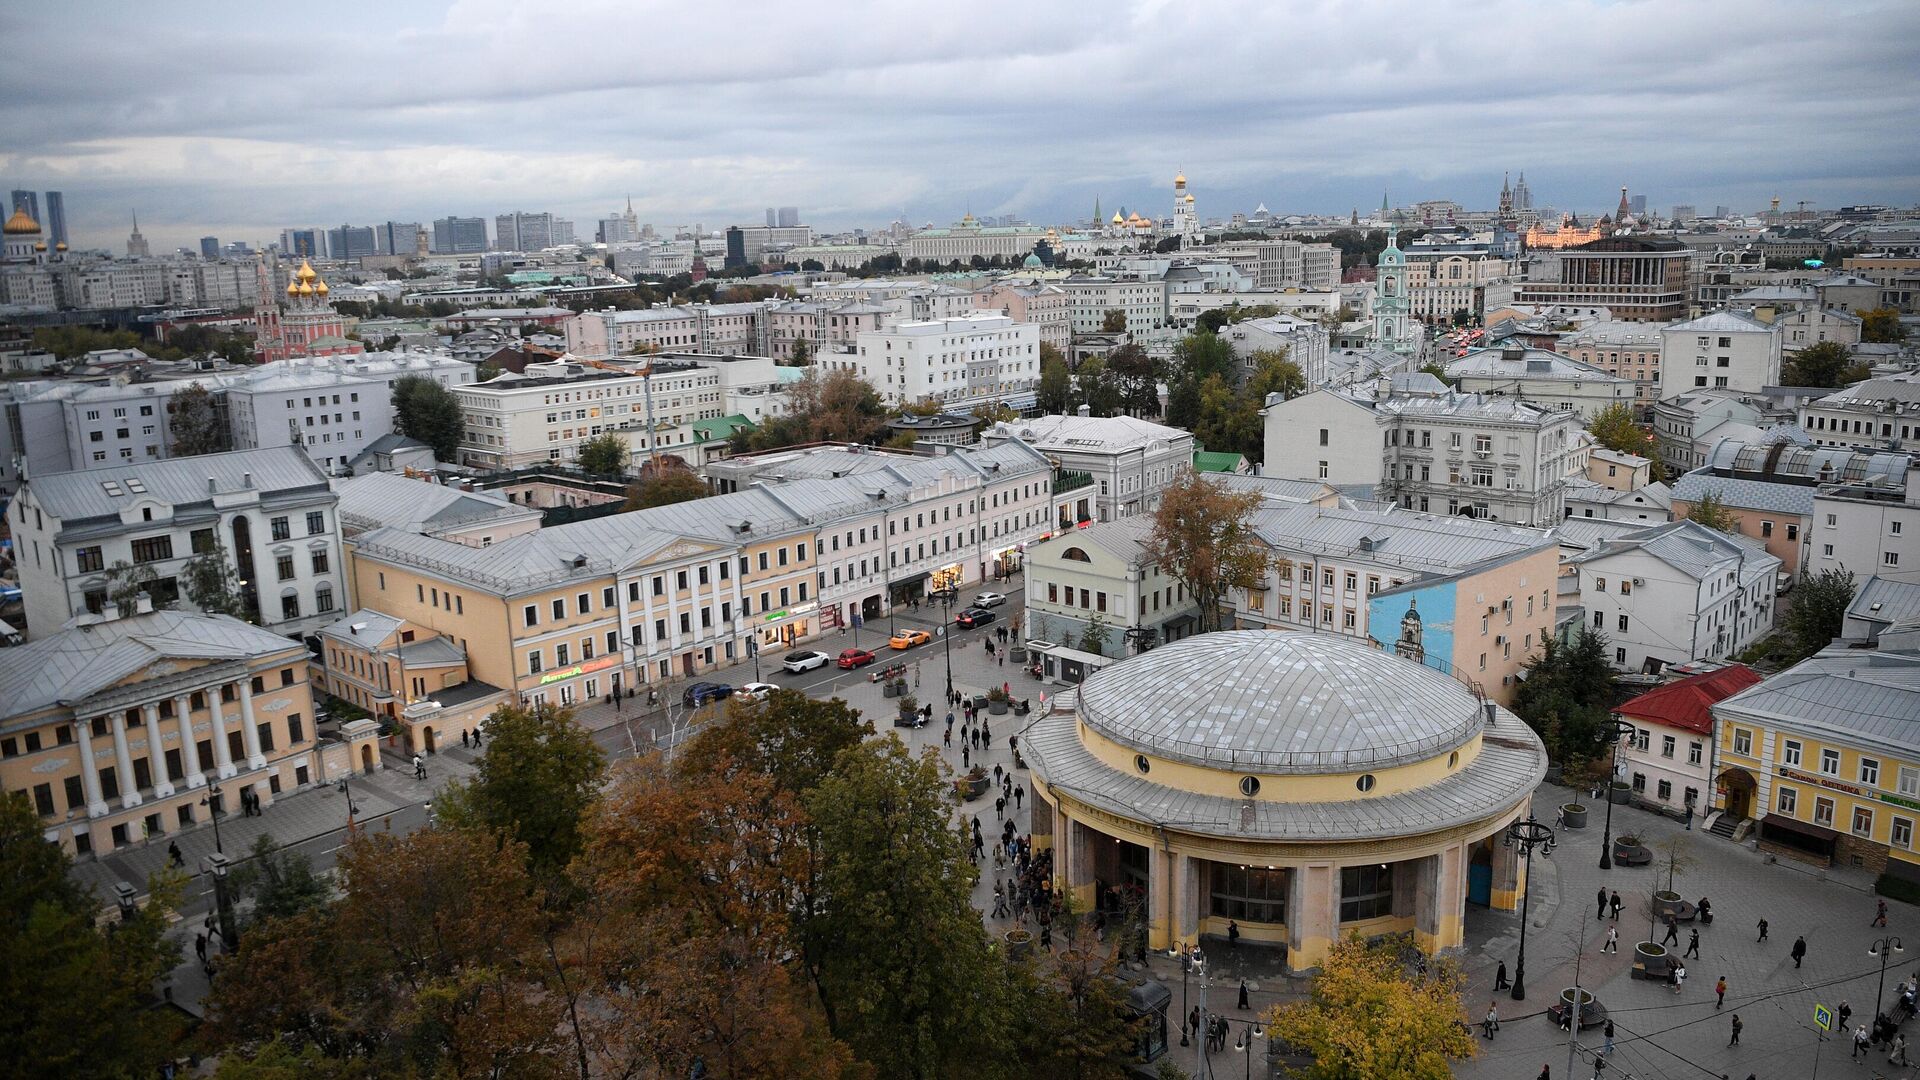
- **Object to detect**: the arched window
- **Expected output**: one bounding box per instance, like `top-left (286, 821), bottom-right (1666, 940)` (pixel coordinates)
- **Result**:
top-left (1061, 547), bottom-right (1091, 563)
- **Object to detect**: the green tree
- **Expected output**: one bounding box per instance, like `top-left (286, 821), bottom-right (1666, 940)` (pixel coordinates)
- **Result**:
top-left (168, 381), bottom-right (226, 457)
top-left (0, 793), bottom-right (186, 1076)
top-left (1859, 306), bottom-right (1907, 343)
top-left (1188, 374), bottom-right (1262, 463)
top-left (739, 367), bottom-right (889, 451)
top-left (1100, 308), bottom-right (1127, 334)
top-left (1782, 340), bottom-right (1868, 388)
top-left (1266, 935), bottom-right (1476, 1080)
top-left (1143, 471), bottom-right (1273, 633)
top-left (1074, 356), bottom-right (1123, 417)
top-left (575, 433), bottom-right (629, 476)
top-left (1244, 347), bottom-right (1304, 403)
top-left (1684, 490), bottom-right (1739, 534)
top-left (1512, 630), bottom-right (1618, 765)
top-left (437, 701), bottom-right (607, 879)
top-left (624, 467), bottom-right (710, 509)
top-left (1418, 361), bottom-right (1452, 384)
top-left (1105, 342), bottom-right (1160, 416)
top-left (391, 375), bottom-right (465, 461)
top-left (1037, 347), bottom-right (1073, 414)
top-left (808, 737), bottom-right (1016, 1075)
top-left (1782, 566), bottom-right (1856, 663)
top-left (101, 560), bottom-right (160, 616)
top-left (791, 337), bottom-right (813, 365)
top-left (228, 833), bottom-right (330, 925)
top-left (1170, 331), bottom-right (1236, 384)
top-left (181, 539), bottom-right (250, 620)
top-left (1078, 613), bottom-right (1112, 656)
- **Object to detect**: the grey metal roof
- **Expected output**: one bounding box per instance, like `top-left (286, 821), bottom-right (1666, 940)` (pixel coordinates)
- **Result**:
top-left (1209, 474), bottom-right (1336, 505)
top-left (0, 611), bottom-right (302, 727)
top-left (335, 472), bottom-right (539, 536)
top-left (1671, 470), bottom-right (1817, 516)
top-left (27, 446), bottom-right (331, 523)
top-left (1567, 518), bottom-right (1777, 579)
top-left (316, 608), bottom-right (404, 646)
top-left (1713, 647), bottom-right (1920, 760)
top-left (1848, 577), bottom-right (1920, 631)
top-left (991, 413), bottom-right (1191, 452)
top-left (1810, 371), bottom-right (1920, 411)
top-left (1250, 503), bottom-right (1554, 576)
top-left (1023, 668), bottom-right (1546, 841)
top-left (1075, 631), bottom-right (1491, 773)
top-left (1555, 518), bottom-right (1650, 552)
top-left (398, 636), bottom-right (466, 665)
top-left (1665, 310), bottom-right (1776, 334)
top-left (1445, 347), bottom-right (1629, 384)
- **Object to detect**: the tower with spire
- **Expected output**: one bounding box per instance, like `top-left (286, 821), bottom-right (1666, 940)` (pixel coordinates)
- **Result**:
top-left (1498, 172), bottom-right (1514, 222)
top-left (1616, 186), bottom-right (1632, 224)
top-left (689, 237), bottom-right (708, 283)
top-left (1512, 172), bottom-right (1532, 212)
top-left (126, 211), bottom-right (150, 259)
top-left (1172, 171), bottom-right (1197, 245)
top-left (1372, 224), bottom-right (1417, 356)
top-left (254, 258), bottom-right (362, 362)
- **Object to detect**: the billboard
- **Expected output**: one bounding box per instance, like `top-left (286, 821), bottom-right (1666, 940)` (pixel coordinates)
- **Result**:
top-left (1367, 581), bottom-right (1455, 676)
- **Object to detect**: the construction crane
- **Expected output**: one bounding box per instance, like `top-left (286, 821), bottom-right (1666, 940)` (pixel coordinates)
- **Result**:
top-left (578, 345), bottom-right (664, 468)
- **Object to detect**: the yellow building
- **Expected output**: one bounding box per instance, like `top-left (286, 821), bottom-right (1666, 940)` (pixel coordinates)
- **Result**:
top-left (346, 487), bottom-right (821, 710)
top-left (1024, 631), bottom-right (1546, 974)
top-left (1711, 643), bottom-right (1920, 880)
top-left (0, 608), bottom-right (322, 856)
top-left (314, 608), bottom-right (510, 753)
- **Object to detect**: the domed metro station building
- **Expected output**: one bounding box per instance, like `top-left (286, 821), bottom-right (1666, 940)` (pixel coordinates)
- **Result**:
top-left (1023, 631), bottom-right (1548, 974)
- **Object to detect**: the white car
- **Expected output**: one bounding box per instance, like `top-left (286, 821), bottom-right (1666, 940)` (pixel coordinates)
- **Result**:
top-left (974, 591), bottom-right (1008, 608)
top-left (782, 650), bottom-right (831, 674)
top-left (738, 682), bottom-right (782, 700)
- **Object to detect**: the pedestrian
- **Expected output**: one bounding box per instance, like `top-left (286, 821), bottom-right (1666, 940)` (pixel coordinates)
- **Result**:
top-left (168, 841), bottom-right (184, 868)
top-left (993, 763), bottom-right (1003, 783)
top-left (995, 796), bottom-right (1005, 820)
top-left (1671, 962), bottom-right (1686, 994)
top-left (1014, 786), bottom-right (1024, 809)
top-left (1228, 919), bottom-right (1240, 949)
top-left (1756, 917), bottom-right (1768, 942)
top-left (1537, 1065), bottom-right (1550, 1080)
top-left (1791, 935), bottom-right (1807, 968)
top-left (1602, 1018), bottom-right (1615, 1055)
top-left (1494, 959), bottom-right (1511, 990)
top-left (982, 720), bottom-right (991, 745)
top-left (1685, 928), bottom-right (1701, 959)
top-left (1188, 1006), bottom-right (1200, 1043)
top-left (1662, 914), bottom-right (1680, 946)
top-left (946, 711), bottom-right (955, 730)
top-left (1892, 1033), bottom-right (1909, 1066)
top-left (1684, 803), bottom-right (1692, 830)
top-left (1715, 976), bottom-right (1726, 1008)
top-left (1603, 926), bottom-right (1618, 954)
top-left (1729, 1013), bottom-right (1742, 1045)
top-left (1875, 898), bottom-right (1890, 927)
top-left (1609, 890), bottom-right (1623, 920)
top-left (1238, 979), bottom-right (1250, 1010)
top-left (999, 653), bottom-right (1005, 667)
top-left (943, 727), bottom-right (952, 748)
top-left (962, 746), bottom-right (971, 769)
top-left (461, 728), bottom-right (470, 749)
top-left (194, 932), bottom-right (207, 961)
top-left (473, 727), bottom-right (483, 748)
top-left (1840, 1000), bottom-right (1853, 1031)
top-left (1698, 896), bottom-right (1713, 925)
top-left (1855, 1024), bottom-right (1872, 1059)
top-left (1483, 1001), bottom-right (1500, 1039)
top-left (1590, 1056), bottom-right (1606, 1080)
top-left (1597, 887), bottom-right (1609, 920)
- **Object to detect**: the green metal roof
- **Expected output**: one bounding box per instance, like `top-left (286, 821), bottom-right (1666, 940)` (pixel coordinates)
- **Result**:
top-left (692, 414), bottom-right (754, 442)
top-left (1192, 450), bottom-right (1245, 474)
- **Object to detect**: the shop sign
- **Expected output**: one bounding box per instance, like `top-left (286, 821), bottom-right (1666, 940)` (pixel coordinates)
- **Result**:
top-left (538, 654), bottom-right (619, 685)
top-left (762, 602), bottom-right (818, 624)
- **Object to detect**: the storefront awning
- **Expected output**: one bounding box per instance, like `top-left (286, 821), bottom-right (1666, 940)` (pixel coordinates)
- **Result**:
top-left (1761, 813), bottom-right (1838, 843)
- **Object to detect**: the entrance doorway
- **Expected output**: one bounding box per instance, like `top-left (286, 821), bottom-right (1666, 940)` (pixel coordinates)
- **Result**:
top-left (1717, 767), bottom-right (1757, 820)
top-left (361, 744), bottom-right (375, 775)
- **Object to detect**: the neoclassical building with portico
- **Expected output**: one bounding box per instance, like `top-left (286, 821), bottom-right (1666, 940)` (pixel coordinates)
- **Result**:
top-left (1023, 631), bottom-right (1547, 974)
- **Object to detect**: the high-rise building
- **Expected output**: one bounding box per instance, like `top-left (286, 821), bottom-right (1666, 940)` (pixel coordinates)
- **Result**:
top-left (200, 236), bottom-right (221, 259)
top-left (1630, 194), bottom-right (1647, 216)
top-left (10, 190), bottom-right (39, 224)
top-left (43, 191), bottom-right (66, 246)
top-left (325, 224), bottom-right (377, 260)
top-left (281, 228), bottom-right (324, 258)
top-left (126, 212), bottom-right (150, 258)
top-left (551, 219), bottom-right (575, 246)
top-left (777, 206), bottom-right (800, 228)
top-left (493, 211), bottom-right (553, 252)
top-left (372, 221), bottom-right (421, 256)
top-left (431, 216), bottom-right (487, 254)
top-left (1512, 171), bottom-right (1533, 211)
top-left (765, 207), bottom-right (778, 227)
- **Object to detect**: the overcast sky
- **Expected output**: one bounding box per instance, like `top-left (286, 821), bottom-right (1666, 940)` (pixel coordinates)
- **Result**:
top-left (5, 0), bottom-right (1918, 253)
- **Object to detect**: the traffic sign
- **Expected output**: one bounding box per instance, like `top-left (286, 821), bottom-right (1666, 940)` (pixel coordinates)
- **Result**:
top-left (1815, 1003), bottom-right (1833, 1031)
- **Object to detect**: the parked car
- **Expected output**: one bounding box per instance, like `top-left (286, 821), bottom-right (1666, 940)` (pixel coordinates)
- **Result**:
top-left (682, 682), bottom-right (734, 707)
top-left (838, 647), bottom-right (877, 669)
top-left (889, 629), bottom-right (932, 649)
top-left (956, 607), bottom-right (997, 629)
top-left (782, 649), bottom-right (831, 674)
top-left (737, 682), bottom-right (781, 700)
top-left (973, 591), bottom-right (1007, 608)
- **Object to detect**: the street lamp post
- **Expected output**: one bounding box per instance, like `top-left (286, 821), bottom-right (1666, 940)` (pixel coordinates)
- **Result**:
top-left (1597, 716), bottom-right (1637, 870)
top-left (932, 585), bottom-right (959, 702)
top-left (1168, 945), bottom-right (1206, 1047)
top-left (205, 850), bottom-right (237, 954)
top-left (199, 780), bottom-right (227, 855)
top-left (1870, 935), bottom-right (1905, 1022)
top-left (1233, 1019), bottom-right (1266, 1080)
top-left (1505, 815), bottom-right (1556, 1001)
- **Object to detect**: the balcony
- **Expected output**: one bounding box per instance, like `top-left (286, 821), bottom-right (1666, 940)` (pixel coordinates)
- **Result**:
top-left (1053, 468), bottom-right (1094, 494)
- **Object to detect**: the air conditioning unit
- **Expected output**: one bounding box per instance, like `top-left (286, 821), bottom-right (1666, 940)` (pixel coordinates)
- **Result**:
top-left (1495, 635), bottom-right (1507, 645)
top-left (1632, 577), bottom-right (1647, 586)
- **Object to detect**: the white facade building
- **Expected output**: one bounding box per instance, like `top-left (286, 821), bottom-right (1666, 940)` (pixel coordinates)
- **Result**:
top-left (1219, 315), bottom-right (1333, 388)
top-left (979, 412), bottom-right (1195, 525)
top-left (1659, 310), bottom-right (1783, 397)
top-left (1569, 519), bottom-right (1780, 674)
top-left (1799, 372), bottom-right (1920, 453)
top-left (563, 302), bottom-right (771, 360)
top-left (1803, 462), bottom-right (1920, 584)
top-left (1559, 320), bottom-right (1664, 404)
top-left (1444, 346), bottom-right (1635, 422)
top-left (840, 313), bottom-right (1039, 410)
top-left (12, 447), bottom-right (346, 640)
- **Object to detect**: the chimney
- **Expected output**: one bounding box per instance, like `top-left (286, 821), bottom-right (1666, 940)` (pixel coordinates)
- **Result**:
top-left (242, 472), bottom-right (253, 488)
top-left (1077, 404), bottom-right (1091, 417)
top-left (207, 476), bottom-right (217, 494)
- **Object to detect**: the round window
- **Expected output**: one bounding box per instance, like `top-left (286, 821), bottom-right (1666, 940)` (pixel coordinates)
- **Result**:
top-left (1448, 751), bottom-right (1459, 769)
top-left (1134, 754), bottom-right (1151, 775)
top-left (1239, 775), bottom-right (1261, 797)
top-left (1356, 773), bottom-right (1376, 793)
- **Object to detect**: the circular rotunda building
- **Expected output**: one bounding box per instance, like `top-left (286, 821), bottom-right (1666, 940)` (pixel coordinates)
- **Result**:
top-left (1023, 630), bottom-right (1547, 974)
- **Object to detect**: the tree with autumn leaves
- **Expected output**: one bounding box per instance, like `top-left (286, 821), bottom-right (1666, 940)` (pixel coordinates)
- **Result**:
top-left (1144, 470), bottom-right (1277, 634)
top-left (204, 692), bottom-right (1145, 1079)
top-left (1266, 935), bottom-right (1476, 1079)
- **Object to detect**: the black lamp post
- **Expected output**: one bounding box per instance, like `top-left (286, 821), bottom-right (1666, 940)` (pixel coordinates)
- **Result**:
top-left (1597, 716), bottom-right (1637, 870)
top-left (931, 586), bottom-right (959, 701)
top-left (199, 780), bottom-right (227, 855)
top-left (1168, 945), bottom-right (1206, 1046)
top-left (205, 850), bottom-right (237, 954)
top-left (1870, 935), bottom-right (1905, 1022)
top-left (1505, 815), bottom-right (1556, 1001)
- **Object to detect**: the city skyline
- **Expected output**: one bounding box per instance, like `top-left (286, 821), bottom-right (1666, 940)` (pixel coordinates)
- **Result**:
top-left (3, 0), bottom-right (1919, 252)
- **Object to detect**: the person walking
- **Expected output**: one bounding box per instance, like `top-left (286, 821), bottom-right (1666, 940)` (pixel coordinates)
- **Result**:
top-left (1602, 926), bottom-right (1619, 954)
top-left (461, 728), bottom-right (470, 749)
top-left (1228, 919), bottom-right (1241, 949)
top-left (1891, 1032), bottom-right (1909, 1066)
top-left (1756, 917), bottom-right (1768, 942)
top-left (943, 727), bottom-right (952, 748)
top-left (1483, 1001), bottom-right (1500, 1039)
top-left (1662, 914), bottom-right (1680, 946)
top-left (1729, 1013), bottom-right (1742, 1046)
top-left (1791, 935), bottom-right (1807, 968)
top-left (1537, 1065), bottom-right (1551, 1080)
top-left (1494, 959), bottom-right (1511, 990)
top-left (1237, 979), bottom-right (1250, 1010)
top-left (1715, 976), bottom-right (1727, 1008)
top-left (1609, 890), bottom-right (1623, 920)
top-left (1839, 1000), bottom-right (1853, 1032)
top-left (194, 933), bottom-right (207, 963)
top-left (1597, 887), bottom-right (1609, 920)
top-left (995, 795), bottom-right (1005, 820)
top-left (1684, 928), bottom-right (1701, 959)
top-left (1875, 898), bottom-right (1890, 927)
top-left (168, 841), bottom-right (185, 868)
top-left (1670, 962), bottom-right (1686, 995)
top-left (962, 745), bottom-right (971, 769)
top-left (1854, 1023), bottom-right (1872, 1059)
top-left (1602, 1018), bottom-right (1615, 1055)
top-left (1014, 786), bottom-right (1023, 809)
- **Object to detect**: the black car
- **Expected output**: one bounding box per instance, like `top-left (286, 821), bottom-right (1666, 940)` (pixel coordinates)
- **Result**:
top-left (956, 607), bottom-right (997, 629)
top-left (682, 681), bottom-right (734, 707)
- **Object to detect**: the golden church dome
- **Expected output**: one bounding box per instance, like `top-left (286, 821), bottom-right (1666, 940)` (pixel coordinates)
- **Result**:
top-left (314, 280), bottom-right (329, 296)
top-left (3, 208), bottom-right (40, 235)
top-left (296, 260), bottom-right (318, 281)
top-left (33, 241), bottom-right (47, 252)
top-left (54, 241), bottom-right (67, 252)
top-left (297, 282), bottom-right (314, 296)
top-left (286, 280), bottom-right (300, 296)
top-left (1111, 212), bottom-right (1124, 224)
top-left (1184, 193), bottom-right (1195, 204)
top-left (1174, 172), bottom-right (1186, 186)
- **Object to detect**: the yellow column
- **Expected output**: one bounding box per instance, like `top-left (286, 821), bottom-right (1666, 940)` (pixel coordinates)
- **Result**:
top-left (1415, 843), bottom-right (1468, 954)
top-left (1286, 863), bottom-right (1339, 975)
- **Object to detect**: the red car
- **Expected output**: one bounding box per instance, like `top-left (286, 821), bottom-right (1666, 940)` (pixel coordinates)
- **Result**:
top-left (837, 647), bottom-right (877, 669)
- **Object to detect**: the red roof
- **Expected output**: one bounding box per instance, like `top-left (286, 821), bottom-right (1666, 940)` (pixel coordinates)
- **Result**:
top-left (1615, 665), bottom-right (1763, 735)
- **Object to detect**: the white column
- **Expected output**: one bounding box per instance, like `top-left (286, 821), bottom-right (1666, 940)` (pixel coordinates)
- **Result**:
top-left (175, 694), bottom-right (205, 789)
top-left (144, 702), bottom-right (175, 798)
top-left (209, 685), bottom-right (236, 779)
top-left (74, 719), bottom-right (110, 817)
top-left (238, 678), bottom-right (266, 769)
top-left (109, 711), bottom-right (142, 809)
